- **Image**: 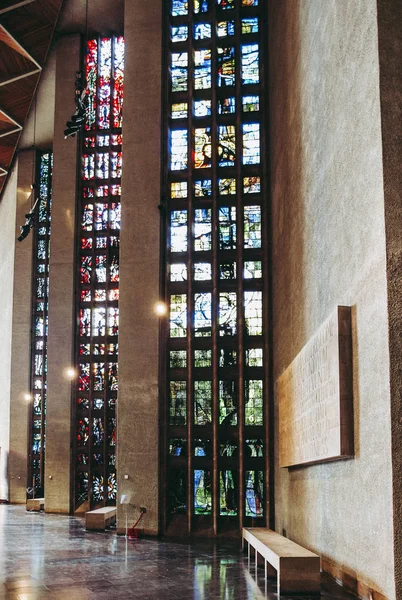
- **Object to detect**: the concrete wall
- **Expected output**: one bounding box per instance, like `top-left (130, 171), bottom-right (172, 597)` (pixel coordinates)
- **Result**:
top-left (376, 1), bottom-right (402, 596)
top-left (9, 151), bottom-right (36, 503)
top-left (268, 1), bottom-right (394, 597)
top-left (45, 35), bottom-right (80, 513)
top-left (0, 166), bottom-right (17, 501)
top-left (117, 0), bottom-right (162, 535)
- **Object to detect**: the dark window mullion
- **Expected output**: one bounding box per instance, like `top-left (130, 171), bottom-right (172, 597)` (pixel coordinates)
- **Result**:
top-left (186, 3), bottom-right (194, 534)
top-left (211, 0), bottom-right (219, 536)
top-left (234, 0), bottom-right (245, 529)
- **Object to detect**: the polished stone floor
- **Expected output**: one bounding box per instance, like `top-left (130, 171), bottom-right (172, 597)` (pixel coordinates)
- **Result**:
top-left (0, 506), bottom-right (356, 600)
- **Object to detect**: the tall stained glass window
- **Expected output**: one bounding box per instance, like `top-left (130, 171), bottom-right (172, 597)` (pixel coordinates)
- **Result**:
top-left (28, 151), bottom-right (53, 498)
top-left (164, 0), bottom-right (268, 535)
top-left (73, 37), bottom-right (124, 510)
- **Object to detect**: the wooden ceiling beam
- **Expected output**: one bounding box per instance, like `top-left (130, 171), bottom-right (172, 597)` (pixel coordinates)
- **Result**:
top-left (0, 24), bottom-right (42, 69)
top-left (0, 0), bottom-right (37, 16)
top-left (0, 68), bottom-right (41, 88)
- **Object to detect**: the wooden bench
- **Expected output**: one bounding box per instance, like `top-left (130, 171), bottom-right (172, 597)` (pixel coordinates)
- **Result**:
top-left (85, 507), bottom-right (116, 531)
top-left (242, 527), bottom-right (320, 595)
top-left (26, 497), bottom-right (44, 512)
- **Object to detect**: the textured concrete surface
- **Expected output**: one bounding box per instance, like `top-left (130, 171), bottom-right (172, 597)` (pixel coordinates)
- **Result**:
top-left (117, 0), bottom-right (162, 535)
top-left (0, 166), bottom-right (17, 502)
top-left (44, 35), bottom-right (80, 513)
top-left (8, 151), bottom-right (36, 504)
top-left (268, 1), bottom-right (394, 597)
top-left (376, 1), bottom-right (402, 597)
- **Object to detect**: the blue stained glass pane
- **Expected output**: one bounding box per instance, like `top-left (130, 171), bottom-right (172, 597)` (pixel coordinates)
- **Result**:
top-left (170, 210), bottom-right (188, 252)
top-left (194, 179), bottom-right (212, 197)
top-left (194, 208), bottom-right (212, 251)
top-left (194, 469), bottom-right (212, 514)
top-left (194, 100), bottom-right (211, 117)
top-left (242, 123), bottom-right (260, 164)
top-left (172, 0), bottom-right (188, 16)
top-left (245, 471), bottom-right (263, 517)
top-left (172, 25), bottom-right (188, 42)
top-left (219, 206), bottom-right (236, 250)
top-left (217, 47), bottom-right (235, 86)
top-left (244, 205), bottom-right (262, 248)
top-left (194, 293), bottom-right (212, 337)
top-left (241, 44), bottom-right (259, 85)
top-left (194, 0), bottom-right (211, 12)
top-left (171, 53), bottom-right (188, 92)
top-left (194, 49), bottom-right (211, 89)
top-left (171, 129), bottom-right (188, 170)
top-left (217, 20), bottom-right (235, 37)
top-left (194, 23), bottom-right (211, 40)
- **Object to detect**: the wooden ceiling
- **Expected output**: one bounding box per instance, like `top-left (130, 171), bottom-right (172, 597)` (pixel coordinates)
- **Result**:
top-left (0, 0), bottom-right (64, 197)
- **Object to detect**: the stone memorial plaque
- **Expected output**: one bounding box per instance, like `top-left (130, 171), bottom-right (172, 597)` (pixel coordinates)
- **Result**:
top-left (279, 306), bottom-right (353, 468)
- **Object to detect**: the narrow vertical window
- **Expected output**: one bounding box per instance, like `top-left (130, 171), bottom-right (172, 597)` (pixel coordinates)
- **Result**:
top-left (164, 0), bottom-right (268, 535)
top-left (73, 37), bottom-right (124, 510)
top-left (28, 152), bottom-right (52, 498)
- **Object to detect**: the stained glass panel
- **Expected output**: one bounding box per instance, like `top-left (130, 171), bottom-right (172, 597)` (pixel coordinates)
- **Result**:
top-left (194, 293), bottom-right (212, 337)
top-left (194, 381), bottom-right (212, 424)
top-left (194, 209), bottom-right (212, 251)
top-left (217, 47), bottom-right (235, 86)
top-left (219, 380), bottom-right (237, 425)
top-left (245, 380), bottom-right (263, 425)
top-left (194, 100), bottom-right (212, 118)
top-left (244, 205), bottom-right (261, 248)
top-left (165, 0), bottom-right (266, 531)
top-left (171, 53), bottom-right (188, 92)
top-left (244, 291), bottom-right (263, 335)
top-left (218, 125), bottom-right (236, 166)
top-left (220, 470), bottom-right (237, 516)
top-left (245, 471), bottom-right (263, 517)
top-left (219, 207), bottom-right (236, 250)
top-left (194, 50), bottom-right (211, 90)
top-left (194, 23), bottom-right (212, 40)
top-left (171, 130), bottom-right (188, 170)
top-left (28, 152), bottom-right (52, 498)
top-left (170, 294), bottom-right (187, 337)
top-left (217, 21), bottom-right (235, 37)
top-left (75, 37), bottom-right (123, 509)
top-left (171, 210), bottom-right (188, 252)
top-left (194, 127), bottom-right (212, 168)
top-left (219, 292), bottom-right (237, 336)
top-left (170, 381), bottom-right (187, 425)
top-left (194, 470), bottom-right (212, 514)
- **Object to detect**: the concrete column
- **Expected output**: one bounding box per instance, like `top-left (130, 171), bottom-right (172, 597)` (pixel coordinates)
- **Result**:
top-left (0, 165), bottom-right (18, 502)
top-left (376, 1), bottom-right (402, 596)
top-left (117, 0), bottom-right (162, 534)
top-left (8, 151), bottom-right (35, 503)
top-left (45, 34), bottom-right (80, 513)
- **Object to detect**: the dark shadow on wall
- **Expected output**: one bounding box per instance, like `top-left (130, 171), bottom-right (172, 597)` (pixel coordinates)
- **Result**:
top-left (267, 0), bottom-right (306, 538)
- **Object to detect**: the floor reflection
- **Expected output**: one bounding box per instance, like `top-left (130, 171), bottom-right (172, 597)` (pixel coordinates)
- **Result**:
top-left (0, 506), bottom-right (356, 599)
